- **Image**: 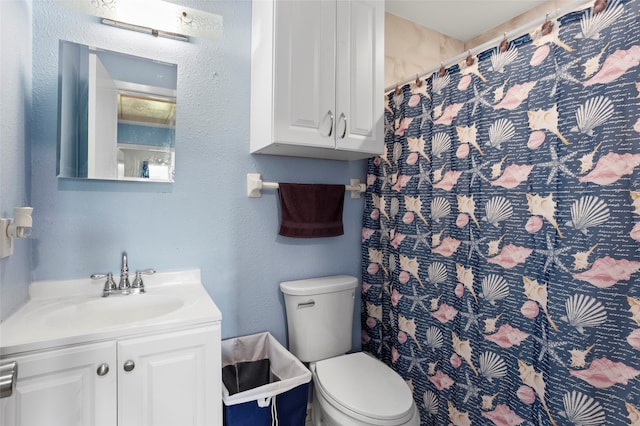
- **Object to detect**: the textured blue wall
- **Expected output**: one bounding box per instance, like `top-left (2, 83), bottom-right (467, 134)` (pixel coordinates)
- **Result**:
top-left (0, 0), bottom-right (32, 321)
top-left (28, 0), bottom-right (366, 348)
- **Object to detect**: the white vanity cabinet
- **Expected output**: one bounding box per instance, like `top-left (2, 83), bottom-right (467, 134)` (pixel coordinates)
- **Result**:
top-left (0, 270), bottom-right (222, 426)
top-left (1, 324), bottom-right (220, 426)
top-left (250, 0), bottom-right (384, 160)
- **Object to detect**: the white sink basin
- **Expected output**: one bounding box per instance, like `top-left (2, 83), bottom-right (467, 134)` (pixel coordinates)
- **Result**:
top-left (0, 269), bottom-right (222, 356)
top-left (45, 294), bottom-right (185, 329)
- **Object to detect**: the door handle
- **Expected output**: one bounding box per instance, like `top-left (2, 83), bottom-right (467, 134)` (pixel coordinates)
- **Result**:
top-left (0, 361), bottom-right (17, 398)
top-left (338, 113), bottom-right (347, 139)
top-left (326, 110), bottom-right (334, 137)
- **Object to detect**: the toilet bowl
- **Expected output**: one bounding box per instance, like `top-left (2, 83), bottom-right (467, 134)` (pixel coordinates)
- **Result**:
top-left (280, 276), bottom-right (420, 426)
top-left (311, 353), bottom-right (420, 426)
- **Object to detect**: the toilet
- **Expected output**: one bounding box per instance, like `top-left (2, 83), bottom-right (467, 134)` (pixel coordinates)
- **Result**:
top-left (280, 275), bottom-right (420, 426)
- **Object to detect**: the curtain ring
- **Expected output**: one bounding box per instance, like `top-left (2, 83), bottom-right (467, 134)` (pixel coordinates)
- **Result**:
top-left (499, 33), bottom-right (509, 53)
top-left (415, 74), bottom-right (422, 87)
top-left (438, 63), bottom-right (446, 77)
top-left (465, 51), bottom-right (474, 66)
top-left (394, 85), bottom-right (402, 95)
top-left (541, 14), bottom-right (553, 36)
top-left (593, 0), bottom-right (607, 14)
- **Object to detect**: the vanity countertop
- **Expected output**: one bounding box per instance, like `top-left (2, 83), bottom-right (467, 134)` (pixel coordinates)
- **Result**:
top-left (0, 269), bottom-right (222, 357)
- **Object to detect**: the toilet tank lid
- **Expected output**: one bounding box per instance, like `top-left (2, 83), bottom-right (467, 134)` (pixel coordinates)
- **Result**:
top-left (280, 275), bottom-right (358, 296)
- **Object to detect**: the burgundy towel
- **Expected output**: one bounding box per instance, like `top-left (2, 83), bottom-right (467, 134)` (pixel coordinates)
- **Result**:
top-left (278, 183), bottom-right (345, 238)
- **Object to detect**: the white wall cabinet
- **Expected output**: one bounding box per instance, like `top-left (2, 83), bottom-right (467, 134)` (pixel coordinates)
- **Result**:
top-left (251, 0), bottom-right (384, 161)
top-left (1, 325), bottom-right (220, 426)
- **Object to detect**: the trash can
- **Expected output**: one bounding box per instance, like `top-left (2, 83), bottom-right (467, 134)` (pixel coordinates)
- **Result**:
top-left (222, 332), bottom-right (312, 426)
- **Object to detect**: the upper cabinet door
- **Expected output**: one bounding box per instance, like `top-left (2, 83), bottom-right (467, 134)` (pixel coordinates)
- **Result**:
top-left (272, 0), bottom-right (336, 149)
top-left (335, 0), bottom-right (384, 155)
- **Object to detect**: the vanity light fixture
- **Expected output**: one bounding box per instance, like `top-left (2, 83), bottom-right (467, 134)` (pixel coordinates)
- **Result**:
top-left (101, 18), bottom-right (189, 42)
top-left (57, 0), bottom-right (223, 42)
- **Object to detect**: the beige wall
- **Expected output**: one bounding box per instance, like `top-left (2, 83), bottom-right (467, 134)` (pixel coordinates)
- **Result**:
top-left (464, 0), bottom-right (579, 48)
top-left (384, 12), bottom-right (464, 89)
top-left (384, 0), bottom-right (579, 89)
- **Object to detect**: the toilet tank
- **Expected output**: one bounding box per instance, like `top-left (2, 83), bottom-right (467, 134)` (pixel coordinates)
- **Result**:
top-left (280, 275), bottom-right (358, 362)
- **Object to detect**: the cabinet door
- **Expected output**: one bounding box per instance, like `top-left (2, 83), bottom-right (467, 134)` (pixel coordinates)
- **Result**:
top-left (0, 342), bottom-right (117, 426)
top-left (118, 324), bottom-right (221, 426)
top-left (273, 0), bottom-right (336, 149)
top-left (335, 0), bottom-right (384, 155)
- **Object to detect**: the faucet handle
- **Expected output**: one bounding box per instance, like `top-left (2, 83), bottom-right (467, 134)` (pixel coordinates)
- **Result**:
top-left (91, 273), bottom-right (117, 296)
top-left (131, 269), bottom-right (156, 293)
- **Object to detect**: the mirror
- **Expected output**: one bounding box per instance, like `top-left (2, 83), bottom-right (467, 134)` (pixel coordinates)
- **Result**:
top-left (57, 41), bottom-right (177, 182)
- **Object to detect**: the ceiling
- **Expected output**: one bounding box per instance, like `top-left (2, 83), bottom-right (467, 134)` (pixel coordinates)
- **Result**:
top-left (118, 93), bottom-right (176, 127)
top-left (385, 0), bottom-right (548, 42)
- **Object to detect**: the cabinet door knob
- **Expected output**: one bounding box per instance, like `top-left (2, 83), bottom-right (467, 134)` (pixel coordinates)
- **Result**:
top-left (96, 363), bottom-right (110, 377)
top-left (123, 360), bottom-right (135, 372)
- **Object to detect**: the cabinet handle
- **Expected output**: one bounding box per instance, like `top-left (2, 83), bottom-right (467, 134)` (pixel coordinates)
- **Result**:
top-left (326, 110), bottom-right (334, 137)
top-left (96, 363), bottom-right (110, 377)
top-left (0, 361), bottom-right (17, 399)
top-left (123, 360), bottom-right (135, 372)
top-left (339, 113), bottom-right (347, 139)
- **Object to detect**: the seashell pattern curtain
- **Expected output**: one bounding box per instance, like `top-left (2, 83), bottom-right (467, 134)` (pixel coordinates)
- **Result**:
top-left (361, 0), bottom-right (640, 424)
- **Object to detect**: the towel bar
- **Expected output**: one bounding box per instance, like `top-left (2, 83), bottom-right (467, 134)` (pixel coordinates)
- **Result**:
top-left (246, 173), bottom-right (366, 199)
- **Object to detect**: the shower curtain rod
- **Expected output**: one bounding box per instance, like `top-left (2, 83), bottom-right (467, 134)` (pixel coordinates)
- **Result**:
top-left (384, 0), bottom-right (593, 93)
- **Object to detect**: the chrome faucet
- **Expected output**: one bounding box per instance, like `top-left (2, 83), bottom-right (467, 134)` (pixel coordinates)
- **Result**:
top-left (91, 253), bottom-right (155, 297)
top-left (119, 253), bottom-right (131, 291)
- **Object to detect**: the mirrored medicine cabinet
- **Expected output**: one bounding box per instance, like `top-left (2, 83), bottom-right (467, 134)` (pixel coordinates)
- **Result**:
top-left (57, 40), bottom-right (177, 183)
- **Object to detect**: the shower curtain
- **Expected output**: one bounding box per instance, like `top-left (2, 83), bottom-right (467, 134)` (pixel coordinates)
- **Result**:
top-left (361, 0), bottom-right (640, 424)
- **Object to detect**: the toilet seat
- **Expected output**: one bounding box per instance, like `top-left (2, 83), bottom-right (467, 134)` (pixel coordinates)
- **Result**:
top-left (314, 352), bottom-right (415, 424)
